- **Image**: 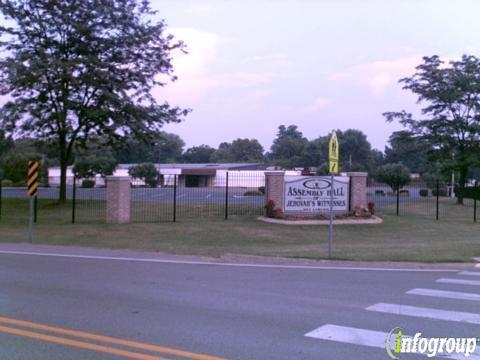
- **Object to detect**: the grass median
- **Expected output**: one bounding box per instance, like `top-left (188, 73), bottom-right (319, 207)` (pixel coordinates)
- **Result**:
top-left (0, 197), bottom-right (479, 262)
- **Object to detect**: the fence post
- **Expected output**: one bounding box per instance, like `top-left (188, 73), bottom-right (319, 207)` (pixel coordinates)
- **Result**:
top-left (348, 176), bottom-right (353, 213)
top-left (173, 174), bottom-right (177, 222)
top-left (225, 172), bottom-right (229, 220)
top-left (33, 195), bottom-right (38, 223)
top-left (436, 180), bottom-right (439, 221)
top-left (396, 187), bottom-right (399, 216)
top-left (474, 181), bottom-right (477, 223)
top-left (72, 176), bottom-right (76, 224)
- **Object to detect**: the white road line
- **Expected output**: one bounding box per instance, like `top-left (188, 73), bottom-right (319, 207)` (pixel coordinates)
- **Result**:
top-left (406, 288), bottom-right (480, 301)
top-left (366, 303), bottom-right (480, 324)
top-left (458, 271), bottom-right (480, 277)
top-left (304, 324), bottom-right (480, 360)
top-left (205, 194), bottom-right (212, 199)
top-left (437, 278), bottom-right (480, 286)
top-left (305, 324), bottom-right (392, 348)
top-left (0, 250), bottom-right (460, 272)
top-left (476, 264), bottom-right (480, 268)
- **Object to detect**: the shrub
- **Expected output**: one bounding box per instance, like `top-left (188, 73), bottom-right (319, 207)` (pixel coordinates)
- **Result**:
top-left (244, 190), bottom-right (263, 196)
top-left (432, 188), bottom-right (448, 197)
top-left (264, 200), bottom-right (275, 218)
top-left (128, 163), bottom-right (160, 188)
top-left (258, 186), bottom-right (265, 194)
top-left (81, 179), bottom-right (95, 188)
top-left (1, 179), bottom-right (13, 187)
top-left (399, 189), bottom-right (409, 196)
top-left (374, 189), bottom-right (386, 196)
top-left (375, 163), bottom-right (411, 192)
top-left (13, 180), bottom-right (26, 187)
top-left (368, 201), bottom-right (375, 215)
top-left (419, 189), bottom-right (429, 197)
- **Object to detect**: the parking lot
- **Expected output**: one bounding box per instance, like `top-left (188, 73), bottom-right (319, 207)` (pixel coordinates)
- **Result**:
top-left (1, 186), bottom-right (265, 205)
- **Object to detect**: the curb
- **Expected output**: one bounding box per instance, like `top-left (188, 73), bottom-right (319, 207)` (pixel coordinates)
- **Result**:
top-left (256, 215), bottom-right (383, 225)
top-left (0, 243), bottom-right (473, 270)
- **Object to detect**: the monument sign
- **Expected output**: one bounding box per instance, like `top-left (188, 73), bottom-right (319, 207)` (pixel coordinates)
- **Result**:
top-left (283, 176), bottom-right (349, 213)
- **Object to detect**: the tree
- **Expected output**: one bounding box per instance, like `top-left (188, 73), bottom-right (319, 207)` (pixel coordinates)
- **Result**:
top-left (128, 163), bottom-right (161, 188)
top-left (211, 138), bottom-right (264, 163)
top-left (370, 149), bottom-right (385, 171)
top-left (0, 0), bottom-right (188, 201)
top-left (337, 129), bottom-right (376, 172)
top-left (301, 137), bottom-right (329, 171)
top-left (375, 163), bottom-right (411, 192)
top-left (115, 132), bottom-right (184, 164)
top-left (182, 145), bottom-right (215, 163)
top-left (153, 133), bottom-right (185, 163)
top-left (384, 131), bottom-right (434, 174)
top-left (0, 129), bottom-right (12, 160)
top-left (301, 129), bottom-right (380, 173)
top-left (72, 139), bottom-right (117, 180)
top-left (0, 139), bottom-right (42, 184)
top-left (270, 125), bottom-right (308, 168)
top-left (384, 55), bottom-right (480, 204)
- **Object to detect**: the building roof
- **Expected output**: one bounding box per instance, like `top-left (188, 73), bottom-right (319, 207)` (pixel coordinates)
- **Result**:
top-left (116, 163), bottom-right (267, 171)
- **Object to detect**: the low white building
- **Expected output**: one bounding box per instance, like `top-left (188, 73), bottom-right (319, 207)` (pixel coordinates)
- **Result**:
top-left (48, 163), bottom-right (302, 188)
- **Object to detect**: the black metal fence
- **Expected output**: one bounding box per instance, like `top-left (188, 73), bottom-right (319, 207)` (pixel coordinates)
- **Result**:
top-left (3, 173), bottom-right (477, 225)
top-left (130, 172), bottom-right (265, 222)
top-left (367, 178), bottom-right (478, 222)
top-left (0, 172), bottom-right (266, 224)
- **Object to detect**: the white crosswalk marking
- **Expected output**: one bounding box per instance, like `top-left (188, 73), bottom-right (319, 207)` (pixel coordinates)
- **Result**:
top-left (304, 324), bottom-right (480, 359)
top-left (437, 278), bottom-right (480, 286)
top-left (407, 288), bottom-right (480, 301)
top-left (366, 303), bottom-right (480, 324)
top-left (458, 271), bottom-right (480, 277)
top-left (304, 271), bottom-right (480, 359)
top-left (305, 324), bottom-right (391, 348)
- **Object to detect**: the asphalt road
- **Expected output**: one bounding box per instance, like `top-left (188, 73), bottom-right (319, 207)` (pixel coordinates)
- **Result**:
top-left (0, 245), bottom-right (479, 359)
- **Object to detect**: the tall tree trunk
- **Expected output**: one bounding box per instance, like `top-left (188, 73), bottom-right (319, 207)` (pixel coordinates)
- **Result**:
top-left (59, 134), bottom-right (67, 202)
top-left (457, 167), bottom-right (468, 205)
top-left (59, 156), bottom-right (67, 202)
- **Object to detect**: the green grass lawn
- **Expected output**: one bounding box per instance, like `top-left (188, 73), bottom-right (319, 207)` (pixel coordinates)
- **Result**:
top-left (0, 197), bottom-right (479, 262)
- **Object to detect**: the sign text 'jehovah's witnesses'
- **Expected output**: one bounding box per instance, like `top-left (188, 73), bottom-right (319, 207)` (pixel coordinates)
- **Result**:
top-left (284, 176), bottom-right (349, 212)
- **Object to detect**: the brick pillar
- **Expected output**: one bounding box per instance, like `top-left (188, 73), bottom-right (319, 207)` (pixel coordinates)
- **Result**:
top-left (347, 172), bottom-right (368, 210)
top-left (106, 176), bottom-right (131, 224)
top-left (265, 171), bottom-right (285, 212)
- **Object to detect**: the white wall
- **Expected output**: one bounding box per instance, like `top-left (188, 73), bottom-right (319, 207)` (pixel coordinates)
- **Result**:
top-left (215, 170), bottom-right (264, 187)
top-left (48, 167), bottom-right (302, 188)
top-left (48, 167), bottom-right (144, 186)
top-left (215, 170), bottom-right (301, 188)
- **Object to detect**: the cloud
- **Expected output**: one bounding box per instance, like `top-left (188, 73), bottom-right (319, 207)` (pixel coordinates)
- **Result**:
top-left (183, 4), bottom-right (213, 16)
top-left (302, 97), bottom-right (333, 114)
top-left (329, 56), bottom-right (422, 95)
top-left (152, 27), bottom-right (222, 104)
top-left (153, 27), bottom-right (274, 105)
top-left (169, 27), bottom-right (221, 79)
top-left (241, 53), bottom-right (291, 67)
top-left (216, 72), bottom-right (272, 87)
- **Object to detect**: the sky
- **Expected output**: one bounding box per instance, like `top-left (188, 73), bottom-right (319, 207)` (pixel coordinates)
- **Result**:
top-left (151, 0), bottom-right (480, 152)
